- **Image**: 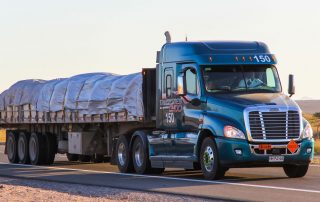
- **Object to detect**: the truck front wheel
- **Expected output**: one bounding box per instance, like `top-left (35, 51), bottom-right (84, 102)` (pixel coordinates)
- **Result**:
top-left (116, 135), bottom-right (133, 173)
top-left (200, 137), bottom-right (226, 180)
top-left (283, 164), bottom-right (309, 178)
top-left (7, 131), bottom-right (19, 163)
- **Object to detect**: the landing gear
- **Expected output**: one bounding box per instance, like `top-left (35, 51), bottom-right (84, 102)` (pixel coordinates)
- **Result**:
top-left (283, 164), bottom-right (309, 178)
top-left (7, 131), bottom-right (19, 163)
top-left (200, 137), bottom-right (226, 180)
top-left (66, 153), bottom-right (79, 161)
top-left (79, 155), bottom-right (91, 162)
top-left (17, 132), bottom-right (30, 164)
top-left (116, 135), bottom-right (133, 173)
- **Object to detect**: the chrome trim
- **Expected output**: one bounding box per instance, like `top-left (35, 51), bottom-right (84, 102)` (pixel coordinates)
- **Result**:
top-left (244, 105), bottom-right (303, 143)
top-left (249, 143), bottom-right (301, 155)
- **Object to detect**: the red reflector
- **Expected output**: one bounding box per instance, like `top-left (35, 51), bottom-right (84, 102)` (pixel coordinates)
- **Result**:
top-left (259, 144), bottom-right (272, 150)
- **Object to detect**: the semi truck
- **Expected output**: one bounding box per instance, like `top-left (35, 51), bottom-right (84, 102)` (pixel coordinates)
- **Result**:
top-left (0, 32), bottom-right (314, 180)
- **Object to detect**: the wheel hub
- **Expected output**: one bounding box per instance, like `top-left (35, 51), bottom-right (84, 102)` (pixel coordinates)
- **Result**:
top-left (134, 142), bottom-right (144, 167)
top-left (117, 143), bottom-right (126, 166)
top-left (203, 146), bottom-right (214, 172)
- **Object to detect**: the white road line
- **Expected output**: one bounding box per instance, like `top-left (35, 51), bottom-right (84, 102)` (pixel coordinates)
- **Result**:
top-left (1, 162), bottom-right (320, 194)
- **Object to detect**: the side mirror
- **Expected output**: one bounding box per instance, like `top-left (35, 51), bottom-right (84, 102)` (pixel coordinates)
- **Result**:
top-left (288, 74), bottom-right (295, 97)
top-left (177, 75), bottom-right (186, 96)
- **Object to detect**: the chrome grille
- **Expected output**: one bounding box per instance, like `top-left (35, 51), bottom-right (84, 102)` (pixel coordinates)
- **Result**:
top-left (249, 110), bottom-right (300, 140)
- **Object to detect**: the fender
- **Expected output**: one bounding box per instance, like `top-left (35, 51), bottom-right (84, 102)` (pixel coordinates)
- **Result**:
top-left (200, 111), bottom-right (245, 138)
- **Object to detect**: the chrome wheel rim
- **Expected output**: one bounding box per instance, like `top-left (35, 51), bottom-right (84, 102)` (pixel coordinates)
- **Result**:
top-left (117, 142), bottom-right (126, 166)
top-left (203, 146), bottom-right (214, 172)
top-left (29, 137), bottom-right (37, 162)
top-left (7, 137), bottom-right (15, 160)
top-left (134, 142), bottom-right (144, 167)
top-left (18, 137), bottom-right (25, 161)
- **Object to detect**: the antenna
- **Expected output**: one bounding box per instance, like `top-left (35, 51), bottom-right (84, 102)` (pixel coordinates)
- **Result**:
top-left (164, 31), bottom-right (171, 43)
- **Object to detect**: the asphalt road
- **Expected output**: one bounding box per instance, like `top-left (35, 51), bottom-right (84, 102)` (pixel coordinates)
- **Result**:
top-left (0, 145), bottom-right (319, 201)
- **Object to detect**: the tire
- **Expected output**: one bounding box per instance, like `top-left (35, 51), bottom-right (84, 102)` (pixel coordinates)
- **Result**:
top-left (17, 132), bottom-right (30, 164)
top-left (7, 131), bottom-right (19, 163)
top-left (116, 135), bottom-right (133, 173)
top-left (43, 134), bottom-right (57, 165)
top-left (92, 154), bottom-right (104, 163)
top-left (79, 155), bottom-right (91, 162)
top-left (283, 164), bottom-right (309, 178)
top-left (29, 133), bottom-right (45, 165)
top-left (132, 136), bottom-right (152, 174)
top-left (200, 137), bottom-right (226, 180)
top-left (66, 153), bottom-right (79, 161)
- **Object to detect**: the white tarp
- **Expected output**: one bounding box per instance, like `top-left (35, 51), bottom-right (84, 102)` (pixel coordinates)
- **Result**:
top-left (0, 72), bottom-right (144, 116)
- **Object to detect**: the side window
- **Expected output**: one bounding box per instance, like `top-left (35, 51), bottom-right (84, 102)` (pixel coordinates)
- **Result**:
top-left (185, 68), bottom-right (198, 95)
top-left (166, 74), bottom-right (172, 97)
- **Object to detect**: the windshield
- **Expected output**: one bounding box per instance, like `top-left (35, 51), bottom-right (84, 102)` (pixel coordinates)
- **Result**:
top-left (202, 65), bottom-right (282, 93)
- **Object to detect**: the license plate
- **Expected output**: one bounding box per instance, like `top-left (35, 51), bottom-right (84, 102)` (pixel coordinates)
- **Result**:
top-left (269, 155), bottom-right (284, 162)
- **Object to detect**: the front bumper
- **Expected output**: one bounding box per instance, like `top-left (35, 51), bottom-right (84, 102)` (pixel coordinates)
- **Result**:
top-left (215, 137), bottom-right (314, 168)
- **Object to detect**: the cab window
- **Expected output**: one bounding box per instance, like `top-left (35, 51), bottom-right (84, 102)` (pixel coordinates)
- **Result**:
top-left (185, 68), bottom-right (198, 95)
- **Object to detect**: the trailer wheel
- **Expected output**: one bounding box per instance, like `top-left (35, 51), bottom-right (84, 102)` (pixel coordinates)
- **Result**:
top-left (7, 131), bottom-right (19, 163)
top-left (17, 132), bottom-right (30, 164)
top-left (116, 135), bottom-right (133, 173)
top-left (66, 153), bottom-right (79, 161)
top-left (43, 134), bottom-right (57, 165)
top-left (200, 137), bottom-right (225, 180)
top-left (132, 136), bottom-right (152, 174)
top-left (283, 164), bottom-right (309, 178)
top-left (29, 133), bottom-right (45, 165)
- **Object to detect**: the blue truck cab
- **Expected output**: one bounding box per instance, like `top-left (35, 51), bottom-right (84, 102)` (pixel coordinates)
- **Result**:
top-left (143, 38), bottom-right (314, 179)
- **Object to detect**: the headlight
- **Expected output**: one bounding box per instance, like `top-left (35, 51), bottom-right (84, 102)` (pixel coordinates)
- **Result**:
top-left (302, 123), bottom-right (313, 139)
top-left (224, 126), bottom-right (246, 139)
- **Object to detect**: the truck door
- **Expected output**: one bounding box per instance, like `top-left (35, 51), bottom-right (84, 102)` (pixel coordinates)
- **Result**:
top-left (160, 67), bottom-right (176, 156)
top-left (174, 65), bottom-right (203, 158)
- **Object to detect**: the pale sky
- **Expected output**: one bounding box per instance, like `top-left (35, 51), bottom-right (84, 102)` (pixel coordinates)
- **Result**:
top-left (0, 0), bottom-right (319, 99)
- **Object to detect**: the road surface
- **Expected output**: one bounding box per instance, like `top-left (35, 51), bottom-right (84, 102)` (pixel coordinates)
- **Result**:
top-left (0, 145), bottom-right (319, 201)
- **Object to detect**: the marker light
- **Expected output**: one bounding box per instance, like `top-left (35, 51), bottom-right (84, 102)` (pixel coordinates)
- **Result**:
top-left (224, 126), bottom-right (246, 139)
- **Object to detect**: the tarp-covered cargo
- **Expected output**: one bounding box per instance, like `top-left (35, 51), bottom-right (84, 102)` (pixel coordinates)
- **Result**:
top-left (0, 72), bottom-right (143, 123)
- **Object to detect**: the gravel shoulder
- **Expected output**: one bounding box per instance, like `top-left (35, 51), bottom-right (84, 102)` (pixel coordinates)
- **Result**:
top-left (0, 177), bottom-right (211, 202)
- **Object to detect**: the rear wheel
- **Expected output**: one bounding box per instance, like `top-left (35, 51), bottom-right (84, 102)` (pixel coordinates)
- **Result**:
top-left (66, 153), bottom-right (79, 161)
top-left (43, 134), bottom-right (57, 165)
top-left (29, 133), bottom-right (45, 165)
top-left (116, 135), bottom-right (133, 173)
top-left (283, 164), bottom-right (309, 178)
top-left (17, 132), bottom-right (30, 164)
top-left (7, 131), bottom-right (19, 163)
top-left (132, 136), bottom-right (152, 174)
top-left (200, 137), bottom-right (226, 180)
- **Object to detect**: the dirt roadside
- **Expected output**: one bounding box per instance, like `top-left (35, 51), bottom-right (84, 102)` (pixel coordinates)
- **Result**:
top-left (0, 177), bottom-right (211, 202)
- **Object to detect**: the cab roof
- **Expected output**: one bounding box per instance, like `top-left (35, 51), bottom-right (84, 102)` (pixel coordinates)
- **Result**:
top-left (160, 41), bottom-right (272, 64)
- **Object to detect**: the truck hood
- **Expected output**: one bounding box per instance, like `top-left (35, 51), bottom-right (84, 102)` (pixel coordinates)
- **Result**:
top-left (211, 93), bottom-right (300, 109)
